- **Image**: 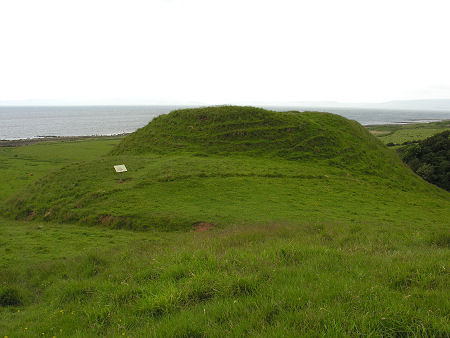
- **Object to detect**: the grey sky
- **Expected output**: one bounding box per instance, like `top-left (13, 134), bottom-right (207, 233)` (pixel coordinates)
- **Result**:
top-left (0, 0), bottom-right (449, 105)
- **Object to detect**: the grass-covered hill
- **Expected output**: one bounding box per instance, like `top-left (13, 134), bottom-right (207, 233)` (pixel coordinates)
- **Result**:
top-left (2, 106), bottom-right (448, 230)
top-left (0, 109), bottom-right (449, 336)
top-left (112, 106), bottom-right (400, 176)
top-left (112, 106), bottom-right (370, 158)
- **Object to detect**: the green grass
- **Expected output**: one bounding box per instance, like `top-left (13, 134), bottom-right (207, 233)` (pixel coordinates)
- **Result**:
top-left (1, 218), bottom-right (448, 337)
top-left (0, 137), bottom-right (122, 201)
top-left (3, 154), bottom-right (449, 231)
top-left (367, 120), bottom-right (450, 145)
top-left (0, 106), bottom-right (449, 336)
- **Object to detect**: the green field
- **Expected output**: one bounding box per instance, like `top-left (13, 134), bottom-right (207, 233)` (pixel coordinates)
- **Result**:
top-left (367, 120), bottom-right (450, 145)
top-left (1, 107), bottom-right (449, 337)
top-left (0, 137), bottom-right (123, 201)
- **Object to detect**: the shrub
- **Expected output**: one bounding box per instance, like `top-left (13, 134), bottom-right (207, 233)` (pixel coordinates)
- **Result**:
top-left (0, 287), bottom-right (23, 306)
top-left (400, 130), bottom-right (450, 191)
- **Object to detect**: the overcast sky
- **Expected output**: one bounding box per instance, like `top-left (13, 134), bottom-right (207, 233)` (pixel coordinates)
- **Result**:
top-left (0, 0), bottom-right (449, 105)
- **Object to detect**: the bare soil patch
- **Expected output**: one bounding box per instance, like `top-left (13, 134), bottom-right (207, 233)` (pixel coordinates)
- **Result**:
top-left (193, 222), bottom-right (215, 232)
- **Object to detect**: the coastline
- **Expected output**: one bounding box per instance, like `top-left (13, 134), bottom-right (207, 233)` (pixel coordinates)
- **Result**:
top-left (0, 133), bottom-right (129, 147)
top-left (1, 106), bottom-right (450, 142)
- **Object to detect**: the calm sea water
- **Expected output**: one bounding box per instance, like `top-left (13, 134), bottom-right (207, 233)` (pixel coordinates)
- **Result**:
top-left (1, 105), bottom-right (449, 140)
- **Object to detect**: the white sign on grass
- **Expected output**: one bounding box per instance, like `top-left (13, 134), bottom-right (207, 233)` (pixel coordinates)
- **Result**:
top-left (114, 164), bottom-right (127, 173)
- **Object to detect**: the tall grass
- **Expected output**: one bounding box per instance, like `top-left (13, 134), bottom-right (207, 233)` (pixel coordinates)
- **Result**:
top-left (0, 219), bottom-right (448, 336)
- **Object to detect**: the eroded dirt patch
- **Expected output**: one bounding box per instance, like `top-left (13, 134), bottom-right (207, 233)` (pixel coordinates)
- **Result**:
top-left (193, 222), bottom-right (215, 232)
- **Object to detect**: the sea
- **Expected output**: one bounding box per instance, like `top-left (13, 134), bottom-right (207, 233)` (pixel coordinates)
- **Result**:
top-left (1, 105), bottom-right (450, 140)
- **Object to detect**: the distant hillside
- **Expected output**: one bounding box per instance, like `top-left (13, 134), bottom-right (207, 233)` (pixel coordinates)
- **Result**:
top-left (235, 99), bottom-right (450, 111)
top-left (369, 99), bottom-right (450, 111)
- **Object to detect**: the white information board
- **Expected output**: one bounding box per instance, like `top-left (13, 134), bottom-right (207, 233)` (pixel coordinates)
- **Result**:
top-left (114, 164), bottom-right (127, 173)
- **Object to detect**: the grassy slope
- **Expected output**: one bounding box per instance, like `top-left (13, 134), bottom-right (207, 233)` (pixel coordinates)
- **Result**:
top-left (1, 219), bottom-right (448, 337)
top-left (4, 106), bottom-right (448, 230)
top-left (367, 120), bottom-right (450, 145)
top-left (3, 154), bottom-right (449, 231)
top-left (0, 107), bottom-right (449, 336)
top-left (0, 137), bottom-right (123, 201)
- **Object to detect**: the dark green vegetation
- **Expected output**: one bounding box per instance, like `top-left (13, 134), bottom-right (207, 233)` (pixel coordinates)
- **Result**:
top-left (400, 130), bottom-right (450, 191)
top-left (0, 106), bottom-right (449, 336)
top-left (368, 120), bottom-right (450, 191)
top-left (367, 120), bottom-right (450, 146)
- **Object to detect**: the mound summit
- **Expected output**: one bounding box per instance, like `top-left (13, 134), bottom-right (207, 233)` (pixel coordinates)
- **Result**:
top-left (112, 106), bottom-right (393, 172)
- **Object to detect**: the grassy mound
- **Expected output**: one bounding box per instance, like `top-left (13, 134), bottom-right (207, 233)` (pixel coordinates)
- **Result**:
top-left (2, 106), bottom-right (449, 230)
top-left (112, 106), bottom-right (399, 175)
top-left (0, 121), bottom-right (449, 336)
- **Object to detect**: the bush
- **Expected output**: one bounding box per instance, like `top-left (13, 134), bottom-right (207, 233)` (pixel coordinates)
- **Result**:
top-left (416, 163), bottom-right (434, 180)
top-left (400, 130), bottom-right (450, 191)
top-left (0, 287), bottom-right (23, 306)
